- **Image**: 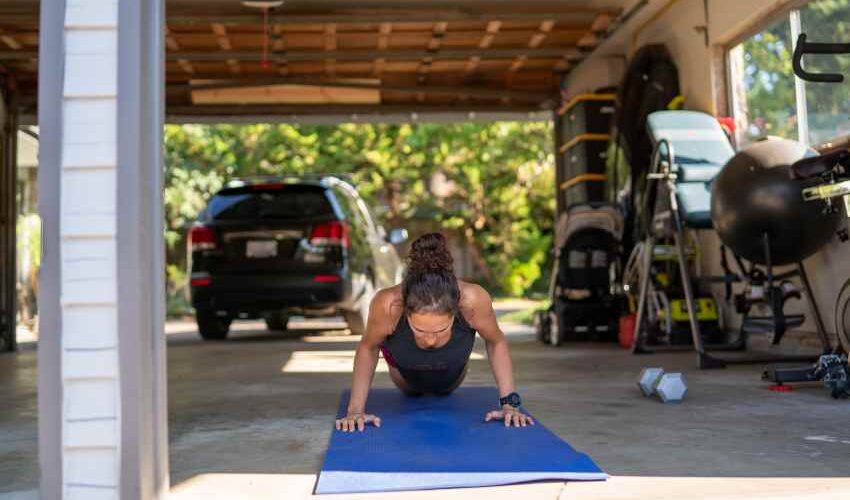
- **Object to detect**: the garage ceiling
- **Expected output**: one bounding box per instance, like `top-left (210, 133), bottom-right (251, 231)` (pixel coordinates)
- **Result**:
top-left (0, 1), bottom-right (636, 121)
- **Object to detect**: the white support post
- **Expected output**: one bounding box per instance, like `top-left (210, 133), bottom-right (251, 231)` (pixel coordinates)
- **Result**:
top-left (60, 1), bottom-right (122, 498)
top-left (39, 1), bottom-right (167, 498)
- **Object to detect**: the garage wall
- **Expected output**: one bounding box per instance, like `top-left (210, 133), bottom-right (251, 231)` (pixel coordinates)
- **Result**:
top-left (564, 0), bottom-right (845, 347)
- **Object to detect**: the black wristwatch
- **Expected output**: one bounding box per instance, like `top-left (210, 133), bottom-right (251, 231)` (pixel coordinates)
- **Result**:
top-left (499, 392), bottom-right (522, 408)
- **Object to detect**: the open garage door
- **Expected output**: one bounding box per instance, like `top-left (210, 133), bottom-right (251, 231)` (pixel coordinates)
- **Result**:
top-left (0, 84), bottom-right (18, 352)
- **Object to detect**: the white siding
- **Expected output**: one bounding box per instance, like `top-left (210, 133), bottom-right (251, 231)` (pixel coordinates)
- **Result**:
top-left (61, 1), bottom-right (120, 498)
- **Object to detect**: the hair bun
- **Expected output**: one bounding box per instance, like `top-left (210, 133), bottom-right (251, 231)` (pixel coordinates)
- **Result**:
top-left (407, 232), bottom-right (454, 275)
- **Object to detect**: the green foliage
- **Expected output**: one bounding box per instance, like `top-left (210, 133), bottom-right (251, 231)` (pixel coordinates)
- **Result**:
top-left (15, 214), bottom-right (41, 269)
top-left (166, 264), bottom-right (192, 317)
top-left (739, 0), bottom-right (850, 144)
top-left (740, 16), bottom-right (798, 140)
top-left (163, 121), bottom-right (555, 304)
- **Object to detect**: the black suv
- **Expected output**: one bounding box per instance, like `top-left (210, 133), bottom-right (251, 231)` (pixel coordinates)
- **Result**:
top-left (188, 175), bottom-right (407, 340)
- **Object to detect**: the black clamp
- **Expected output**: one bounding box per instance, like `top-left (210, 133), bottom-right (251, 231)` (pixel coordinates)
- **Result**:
top-left (793, 33), bottom-right (850, 83)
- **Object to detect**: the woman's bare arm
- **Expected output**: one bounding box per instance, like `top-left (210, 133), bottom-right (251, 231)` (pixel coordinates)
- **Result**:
top-left (337, 288), bottom-right (398, 431)
top-left (463, 283), bottom-right (533, 427)
top-left (463, 284), bottom-right (515, 397)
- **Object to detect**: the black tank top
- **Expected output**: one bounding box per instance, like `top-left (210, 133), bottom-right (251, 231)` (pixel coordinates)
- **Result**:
top-left (383, 312), bottom-right (476, 394)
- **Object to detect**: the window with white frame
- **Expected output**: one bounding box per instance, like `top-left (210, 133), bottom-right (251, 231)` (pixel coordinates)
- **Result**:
top-left (729, 0), bottom-right (850, 147)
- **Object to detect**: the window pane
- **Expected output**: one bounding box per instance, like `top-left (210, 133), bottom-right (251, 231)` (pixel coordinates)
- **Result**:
top-left (730, 16), bottom-right (797, 144)
top-left (208, 185), bottom-right (334, 220)
top-left (801, 0), bottom-right (850, 145)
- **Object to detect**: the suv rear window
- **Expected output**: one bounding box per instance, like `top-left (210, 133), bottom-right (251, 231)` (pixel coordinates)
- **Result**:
top-left (207, 185), bottom-right (335, 221)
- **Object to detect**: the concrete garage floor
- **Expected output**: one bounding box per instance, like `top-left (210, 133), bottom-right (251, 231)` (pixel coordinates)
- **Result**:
top-left (2, 302), bottom-right (850, 498)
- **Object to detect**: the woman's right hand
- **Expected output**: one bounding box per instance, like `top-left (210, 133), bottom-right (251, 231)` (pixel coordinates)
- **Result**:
top-left (335, 412), bottom-right (382, 432)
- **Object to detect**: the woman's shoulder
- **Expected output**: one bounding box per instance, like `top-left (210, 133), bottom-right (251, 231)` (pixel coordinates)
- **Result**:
top-left (458, 280), bottom-right (493, 320)
top-left (373, 284), bottom-right (405, 317)
top-left (458, 280), bottom-right (491, 303)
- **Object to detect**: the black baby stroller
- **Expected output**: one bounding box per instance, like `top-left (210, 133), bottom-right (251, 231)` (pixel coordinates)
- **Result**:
top-left (535, 202), bottom-right (624, 346)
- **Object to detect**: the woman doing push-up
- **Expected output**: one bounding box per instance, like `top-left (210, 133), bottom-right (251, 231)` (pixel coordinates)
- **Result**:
top-left (335, 232), bottom-right (532, 432)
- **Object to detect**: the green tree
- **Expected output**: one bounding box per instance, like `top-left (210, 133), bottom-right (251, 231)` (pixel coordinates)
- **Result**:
top-left (739, 0), bottom-right (850, 144)
top-left (741, 16), bottom-right (798, 140)
top-left (163, 121), bottom-right (555, 313)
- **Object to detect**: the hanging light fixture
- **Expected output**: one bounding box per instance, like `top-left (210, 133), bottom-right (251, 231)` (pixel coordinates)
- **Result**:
top-left (241, 1), bottom-right (284, 8)
top-left (241, 1), bottom-right (285, 69)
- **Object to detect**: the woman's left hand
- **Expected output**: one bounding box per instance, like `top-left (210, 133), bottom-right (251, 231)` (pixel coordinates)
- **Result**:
top-left (484, 406), bottom-right (534, 427)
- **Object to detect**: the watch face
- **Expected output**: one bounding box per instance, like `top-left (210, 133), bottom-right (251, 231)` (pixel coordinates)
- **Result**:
top-left (502, 392), bottom-right (521, 407)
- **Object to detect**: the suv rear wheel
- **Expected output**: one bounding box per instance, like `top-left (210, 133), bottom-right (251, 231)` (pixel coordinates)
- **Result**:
top-left (196, 309), bottom-right (232, 341)
top-left (344, 276), bottom-right (374, 336)
top-left (265, 312), bottom-right (290, 331)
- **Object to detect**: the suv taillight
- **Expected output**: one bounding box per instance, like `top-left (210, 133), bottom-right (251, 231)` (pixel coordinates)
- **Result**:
top-left (189, 224), bottom-right (217, 251)
top-left (310, 221), bottom-right (349, 248)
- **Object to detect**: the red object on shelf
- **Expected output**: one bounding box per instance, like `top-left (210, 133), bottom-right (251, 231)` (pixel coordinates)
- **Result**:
top-left (618, 313), bottom-right (636, 349)
top-left (768, 384), bottom-right (793, 392)
top-left (717, 116), bottom-right (736, 132)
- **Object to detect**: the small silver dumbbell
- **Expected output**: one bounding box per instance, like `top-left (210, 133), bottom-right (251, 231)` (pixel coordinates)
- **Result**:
top-left (637, 368), bottom-right (688, 403)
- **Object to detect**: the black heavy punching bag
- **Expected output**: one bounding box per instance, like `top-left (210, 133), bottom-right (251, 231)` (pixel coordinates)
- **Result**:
top-left (711, 138), bottom-right (841, 266)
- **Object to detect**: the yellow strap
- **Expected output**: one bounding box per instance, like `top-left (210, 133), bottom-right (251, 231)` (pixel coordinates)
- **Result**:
top-left (557, 93), bottom-right (617, 116)
top-left (560, 173), bottom-right (607, 191)
top-left (559, 133), bottom-right (611, 154)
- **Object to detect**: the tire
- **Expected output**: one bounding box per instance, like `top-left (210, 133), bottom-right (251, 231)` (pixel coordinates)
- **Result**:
top-left (835, 279), bottom-right (850, 353)
top-left (548, 307), bottom-right (562, 347)
top-left (534, 310), bottom-right (551, 344)
top-left (344, 276), bottom-right (375, 336)
top-left (265, 312), bottom-right (290, 331)
top-left (196, 310), bottom-right (232, 341)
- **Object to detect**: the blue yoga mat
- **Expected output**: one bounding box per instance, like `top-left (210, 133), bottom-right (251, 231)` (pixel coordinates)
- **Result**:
top-left (315, 386), bottom-right (607, 494)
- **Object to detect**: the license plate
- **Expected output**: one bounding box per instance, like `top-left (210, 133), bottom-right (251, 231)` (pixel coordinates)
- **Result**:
top-left (246, 240), bottom-right (278, 258)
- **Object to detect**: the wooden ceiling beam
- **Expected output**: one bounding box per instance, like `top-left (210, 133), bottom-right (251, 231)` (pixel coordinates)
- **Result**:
top-left (0, 5), bottom-right (618, 26)
top-left (374, 23), bottom-right (392, 75)
top-left (0, 51), bottom-right (35, 60)
top-left (528, 19), bottom-right (555, 49)
top-left (427, 22), bottom-right (448, 52)
top-left (166, 70), bottom-right (558, 86)
top-left (211, 23), bottom-right (232, 51)
top-left (508, 55), bottom-right (528, 73)
top-left (177, 59), bottom-right (195, 75)
top-left (418, 22), bottom-right (448, 83)
top-left (0, 33), bottom-right (21, 51)
top-left (377, 22), bottom-right (392, 50)
top-left (174, 77), bottom-right (554, 103)
top-left (478, 20), bottom-right (501, 49)
top-left (470, 18), bottom-right (502, 78)
top-left (210, 24), bottom-right (239, 74)
top-left (164, 9), bottom-right (620, 26)
top-left (164, 28), bottom-right (195, 74)
top-left (577, 32), bottom-right (598, 49)
top-left (508, 18), bottom-right (555, 80)
top-left (591, 13), bottom-right (612, 33)
top-left (464, 55), bottom-right (481, 74)
top-left (271, 24), bottom-right (288, 76)
top-left (164, 26), bottom-right (180, 52)
top-left (325, 24), bottom-right (337, 76)
top-left (165, 103), bottom-right (544, 117)
top-left (162, 46), bottom-right (579, 62)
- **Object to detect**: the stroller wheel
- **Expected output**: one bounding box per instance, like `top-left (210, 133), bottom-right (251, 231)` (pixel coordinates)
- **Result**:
top-left (548, 308), bottom-right (562, 347)
top-left (534, 310), bottom-right (551, 344)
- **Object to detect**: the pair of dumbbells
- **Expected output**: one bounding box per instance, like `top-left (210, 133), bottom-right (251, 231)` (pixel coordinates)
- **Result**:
top-left (637, 368), bottom-right (688, 403)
